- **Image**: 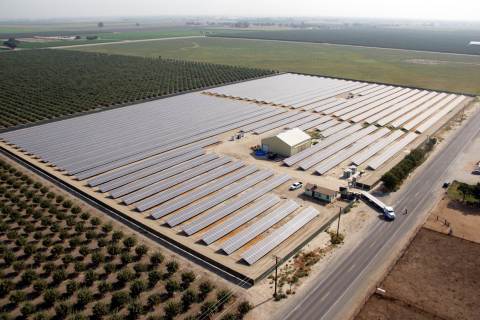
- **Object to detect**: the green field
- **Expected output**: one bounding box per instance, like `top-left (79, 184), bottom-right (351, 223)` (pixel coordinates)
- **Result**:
top-left (70, 37), bottom-right (480, 95)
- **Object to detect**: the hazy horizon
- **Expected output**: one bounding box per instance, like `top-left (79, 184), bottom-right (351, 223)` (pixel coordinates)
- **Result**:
top-left (1, 0), bottom-right (479, 22)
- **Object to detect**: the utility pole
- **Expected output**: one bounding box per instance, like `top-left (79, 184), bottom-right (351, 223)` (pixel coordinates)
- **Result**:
top-left (273, 255), bottom-right (279, 298)
top-left (336, 207), bottom-right (342, 238)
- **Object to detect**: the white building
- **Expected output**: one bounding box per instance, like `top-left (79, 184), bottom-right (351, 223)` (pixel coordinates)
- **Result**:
top-left (261, 128), bottom-right (312, 157)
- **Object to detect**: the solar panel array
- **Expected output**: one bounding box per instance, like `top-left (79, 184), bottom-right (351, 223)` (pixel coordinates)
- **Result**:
top-left (367, 132), bottom-right (419, 170)
top-left (1, 72), bottom-right (471, 266)
top-left (221, 200), bottom-right (300, 255)
top-left (201, 195), bottom-right (281, 245)
top-left (314, 128), bottom-right (390, 174)
top-left (182, 174), bottom-right (290, 235)
top-left (1, 93), bottom-right (276, 176)
top-left (351, 131), bottom-right (405, 166)
top-left (241, 206), bottom-right (319, 265)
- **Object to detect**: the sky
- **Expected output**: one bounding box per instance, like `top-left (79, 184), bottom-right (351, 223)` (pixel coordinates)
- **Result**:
top-left (0, 0), bottom-right (479, 21)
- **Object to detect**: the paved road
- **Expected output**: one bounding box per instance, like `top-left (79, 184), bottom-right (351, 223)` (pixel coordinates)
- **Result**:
top-left (283, 106), bottom-right (480, 320)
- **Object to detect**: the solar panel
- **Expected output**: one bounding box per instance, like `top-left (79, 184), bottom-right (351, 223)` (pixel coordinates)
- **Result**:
top-left (333, 87), bottom-right (403, 117)
top-left (296, 116), bottom-right (333, 130)
top-left (166, 169), bottom-right (274, 227)
top-left (290, 82), bottom-right (367, 109)
top-left (402, 94), bottom-right (458, 131)
top-left (135, 161), bottom-right (245, 212)
top-left (298, 126), bottom-right (378, 170)
top-left (312, 85), bottom-right (385, 113)
top-left (82, 137), bottom-right (219, 181)
top-left (390, 93), bottom-right (448, 128)
top-left (316, 119), bottom-right (339, 131)
top-left (285, 114), bottom-right (319, 129)
top-left (320, 122), bottom-right (351, 137)
top-left (339, 88), bottom-right (414, 120)
top-left (220, 200), bottom-right (299, 255)
top-left (150, 165), bottom-right (258, 220)
top-left (201, 195), bottom-right (281, 245)
top-left (120, 157), bottom-right (233, 205)
top-left (182, 174), bottom-right (290, 235)
top-left (86, 147), bottom-right (205, 186)
top-left (415, 96), bottom-right (467, 133)
top-left (62, 104), bottom-right (270, 174)
top-left (367, 132), bottom-right (419, 170)
top-left (241, 207), bottom-right (318, 265)
top-left (240, 111), bottom-right (293, 132)
top-left (351, 130), bottom-right (405, 165)
top-left (108, 154), bottom-right (223, 199)
top-left (314, 128), bottom-right (390, 175)
top-left (97, 150), bottom-right (209, 192)
top-left (373, 91), bottom-right (437, 126)
top-left (321, 86), bottom-right (394, 115)
top-left (254, 113), bottom-right (312, 134)
top-left (283, 123), bottom-right (364, 166)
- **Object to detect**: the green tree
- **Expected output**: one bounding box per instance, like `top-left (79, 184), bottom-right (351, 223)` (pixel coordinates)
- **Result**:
top-left (134, 244), bottom-right (148, 258)
top-left (43, 288), bottom-right (59, 306)
top-left (181, 289), bottom-right (196, 310)
top-left (129, 279), bottom-right (146, 297)
top-left (237, 301), bottom-right (253, 318)
top-left (165, 279), bottom-right (180, 297)
top-left (148, 270), bottom-right (161, 288)
top-left (164, 300), bottom-right (181, 319)
top-left (216, 289), bottom-right (233, 310)
top-left (127, 301), bottom-right (142, 319)
top-left (77, 288), bottom-right (93, 306)
top-left (198, 281), bottom-right (214, 301)
top-left (20, 302), bottom-right (35, 317)
top-left (150, 251), bottom-right (164, 266)
top-left (110, 291), bottom-right (130, 310)
top-left (200, 300), bottom-right (217, 319)
top-left (92, 302), bottom-right (108, 318)
top-left (166, 260), bottom-right (179, 275)
top-left (181, 271), bottom-right (196, 289)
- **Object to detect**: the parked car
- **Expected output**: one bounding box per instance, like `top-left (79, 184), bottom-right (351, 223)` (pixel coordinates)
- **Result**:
top-left (289, 182), bottom-right (303, 190)
top-left (442, 181), bottom-right (450, 188)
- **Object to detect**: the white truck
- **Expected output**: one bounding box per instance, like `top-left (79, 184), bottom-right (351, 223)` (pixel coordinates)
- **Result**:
top-left (360, 191), bottom-right (396, 220)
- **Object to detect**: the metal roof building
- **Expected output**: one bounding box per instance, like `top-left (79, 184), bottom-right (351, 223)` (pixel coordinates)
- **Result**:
top-left (261, 128), bottom-right (311, 157)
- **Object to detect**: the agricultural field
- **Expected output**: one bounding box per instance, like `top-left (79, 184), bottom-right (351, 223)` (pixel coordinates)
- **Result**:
top-left (0, 156), bottom-right (252, 320)
top-left (0, 50), bottom-right (274, 129)
top-left (209, 27), bottom-right (480, 55)
top-left (71, 37), bottom-right (480, 95)
top-left (12, 29), bottom-right (208, 49)
top-left (356, 228), bottom-right (480, 320)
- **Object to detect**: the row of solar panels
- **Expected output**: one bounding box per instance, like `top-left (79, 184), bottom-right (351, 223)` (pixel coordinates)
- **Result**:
top-left (205, 73), bottom-right (371, 108)
top-left (205, 73), bottom-right (469, 137)
top-left (73, 140), bottom-right (316, 265)
top-left (1, 93), bottom-right (294, 177)
top-left (283, 122), bottom-right (423, 173)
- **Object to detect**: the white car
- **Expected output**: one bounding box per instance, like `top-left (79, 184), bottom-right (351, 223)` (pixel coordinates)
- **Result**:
top-left (289, 182), bottom-right (303, 190)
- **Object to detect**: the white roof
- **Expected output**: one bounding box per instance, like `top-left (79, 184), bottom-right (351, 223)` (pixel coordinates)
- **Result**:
top-left (275, 128), bottom-right (311, 147)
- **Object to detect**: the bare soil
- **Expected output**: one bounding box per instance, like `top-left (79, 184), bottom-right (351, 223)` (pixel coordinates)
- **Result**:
top-left (356, 228), bottom-right (480, 320)
top-left (424, 197), bottom-right (480, 243)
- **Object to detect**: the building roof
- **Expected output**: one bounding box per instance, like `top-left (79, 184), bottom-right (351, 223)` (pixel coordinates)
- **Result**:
top-left (305, 183), bottom-right (338, 197)
top-left (275, 128), bottom-right (311, 147)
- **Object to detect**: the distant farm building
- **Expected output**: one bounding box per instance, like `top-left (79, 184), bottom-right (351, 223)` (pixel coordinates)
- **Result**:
top-left (261, 128), bottom-right (311, 157)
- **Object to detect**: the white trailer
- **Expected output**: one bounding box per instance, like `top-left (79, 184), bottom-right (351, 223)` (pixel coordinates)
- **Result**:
top-left (360, 191), bottom-right (396, 220)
